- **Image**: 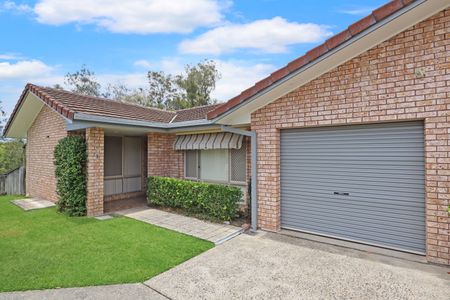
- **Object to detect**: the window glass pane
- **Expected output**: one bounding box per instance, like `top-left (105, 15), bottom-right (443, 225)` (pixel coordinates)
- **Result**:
top-left (230, 143), bottom-right (246, 182)
top-left (185, 150), bottom-right (198, 178)
top-left (200, 149), bottom-right (228, 182)
top-left (123, 137), bottom-right (141, 177)
top-left (104, 136), bottom-right (122, 176)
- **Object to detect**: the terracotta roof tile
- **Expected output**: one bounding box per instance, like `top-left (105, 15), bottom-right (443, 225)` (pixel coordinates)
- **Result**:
top-left (4, 84), bottom-right (226, 134)
top-left (29, 85), bottom-right (176, 123)
top-left (373, 0), bottom-right (404, 21)
top-left (172, 103), bottom-right (223, 123)
top-left (348, 15), bottom-right (377, 36)
top-left (207, 0), bottom-right (416, 120)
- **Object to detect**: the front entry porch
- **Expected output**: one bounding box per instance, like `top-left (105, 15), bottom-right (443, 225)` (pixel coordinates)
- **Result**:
top-left (84, 127), bottom-right (149, 216)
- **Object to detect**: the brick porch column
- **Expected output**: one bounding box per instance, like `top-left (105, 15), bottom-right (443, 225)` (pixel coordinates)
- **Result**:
top-left (86, 127), bottom-right (104, 216)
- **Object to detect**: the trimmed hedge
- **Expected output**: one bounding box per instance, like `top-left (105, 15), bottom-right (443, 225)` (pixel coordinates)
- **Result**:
top-left (147, 176), bottom-right (241, 221)
top-left (54, 136), bottom-right (87, 216)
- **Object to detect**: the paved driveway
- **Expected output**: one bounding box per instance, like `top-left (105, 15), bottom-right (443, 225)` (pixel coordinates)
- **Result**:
top-left (2, 232), bottom-right (449, 299)
top-left (146, 232), bottom-right (450, 300)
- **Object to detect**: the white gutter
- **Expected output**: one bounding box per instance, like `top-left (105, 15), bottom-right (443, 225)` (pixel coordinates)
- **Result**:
top-left (73, 112), bottom-right (217, 129)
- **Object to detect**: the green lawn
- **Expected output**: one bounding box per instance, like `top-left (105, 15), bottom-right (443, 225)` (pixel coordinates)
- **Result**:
top-left (0, 195), bottom-right (213, 292)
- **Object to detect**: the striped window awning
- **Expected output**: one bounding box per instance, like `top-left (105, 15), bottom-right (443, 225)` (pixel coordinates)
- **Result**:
top-left (173, 132), bottom-right (244, 150)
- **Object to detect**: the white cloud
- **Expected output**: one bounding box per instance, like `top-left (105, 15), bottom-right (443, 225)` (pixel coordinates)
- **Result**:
top-left (133, 59), bottom-right (152, 69)
top-left (179, 17), bottom-right (332, 54)
top-left (0, 53), bottom-right (24, 60)
top-left (338, 7), bottom-right (374, 16)
top-left (0, 1), bottom-right (32, 13)
top-left (211, 60), bottom-right (273, 101)
top-left (31, 0), bottom-right (223, 34)
top-left (0, 60), bottom-right (53, 80)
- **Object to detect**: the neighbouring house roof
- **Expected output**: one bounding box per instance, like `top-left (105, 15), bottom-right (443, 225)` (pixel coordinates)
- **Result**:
top-left (171, 104), bottom-right (223, 123)
top-left (206, 0), bottom-right (425, 120)
top-left (3, 84), bottom-right (223, 137)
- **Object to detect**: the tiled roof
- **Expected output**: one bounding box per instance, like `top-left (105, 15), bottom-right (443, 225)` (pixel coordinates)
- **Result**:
top-left (4, 84), bottom-right (223, 134)
top-left (172, 103), bottom-right (223, 123)
top-left (206, 0), bottom-right (417, 120)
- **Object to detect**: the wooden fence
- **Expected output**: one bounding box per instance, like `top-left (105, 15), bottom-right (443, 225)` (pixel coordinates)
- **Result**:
top-left (0, 166), bottom-right (25, 195)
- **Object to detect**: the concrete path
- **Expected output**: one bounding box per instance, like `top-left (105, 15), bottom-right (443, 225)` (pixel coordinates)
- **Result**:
top-left (0, 283), bottom-right (167, 300)
top-left (11, 198), bottom-right (55, 211)
top-left (116, 207), bottom-right (243, 245)
top-left (146, 232), bottom-right (450, 300)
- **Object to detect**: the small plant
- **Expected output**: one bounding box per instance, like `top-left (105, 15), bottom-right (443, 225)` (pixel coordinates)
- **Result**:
top-left (54, 136), bottom-right (87, 216)
top-left (148, 176), bottom-right (241, 221)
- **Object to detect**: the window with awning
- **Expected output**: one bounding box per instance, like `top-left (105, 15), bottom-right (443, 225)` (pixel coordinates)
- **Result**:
top-left (173, 132), bottom-right (243, 150)
top-left (179, 133), bottom-right (247, 185)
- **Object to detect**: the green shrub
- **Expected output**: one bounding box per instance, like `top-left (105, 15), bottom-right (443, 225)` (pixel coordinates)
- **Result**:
top-left (148, 176), bottom-right (241, 221)
top-left (54, 136), bottom-right (87, 216)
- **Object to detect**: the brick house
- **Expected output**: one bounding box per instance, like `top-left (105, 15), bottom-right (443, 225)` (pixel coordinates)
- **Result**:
top-left (4, 0), bottom-right (450, 265)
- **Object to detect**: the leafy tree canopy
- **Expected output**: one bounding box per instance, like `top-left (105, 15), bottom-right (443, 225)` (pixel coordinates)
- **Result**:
top-left (0, 139), bottom-right (25, 174)
top-left (64, 65), bottom-right (102, 97)
top-left (0, 100), bottom-right (5, 137)
top-left (59, 60), bottom-right (221, 110)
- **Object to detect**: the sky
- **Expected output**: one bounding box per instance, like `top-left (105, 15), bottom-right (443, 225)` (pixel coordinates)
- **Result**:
top-left (0, 0), bottom-right (387, 116)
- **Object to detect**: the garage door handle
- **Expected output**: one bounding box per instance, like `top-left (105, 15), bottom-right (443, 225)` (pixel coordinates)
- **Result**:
top-left (334, 192), bottom-right (350, 196)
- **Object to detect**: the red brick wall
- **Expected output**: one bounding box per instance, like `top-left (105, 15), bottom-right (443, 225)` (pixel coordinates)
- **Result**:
top-left (252, 9), bottom-right (450, 265)
top-left (26, 105), bottom-right (67, 202)
top-left (86, 127), bottom-right (104, 216)
top-left (147, 133), bottom-right (184, 178)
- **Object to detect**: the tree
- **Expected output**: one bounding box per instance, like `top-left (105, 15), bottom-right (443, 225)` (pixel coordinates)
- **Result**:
top-left (0, 100), bottom-right (5, 136)
top-left (172, 59), bottom-right (220, 109)
top-left (59, 60), bottom-right (221, 110)
top-left (146, 71), bottom-right (181, 109)
top-left (64, 65), bottom-right (101, 97)
top-left (52, 83), bottom-right (64, 90)
top-left (104, 83), bottom-right (154, 108)
top-left (145, 60), bottom-right (221, 110)
top-left (0, 139), bottom-right (25, 173)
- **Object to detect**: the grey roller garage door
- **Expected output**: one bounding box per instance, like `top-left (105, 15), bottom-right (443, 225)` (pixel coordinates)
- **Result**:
top-left (280, 122), bottom-right (425, 254)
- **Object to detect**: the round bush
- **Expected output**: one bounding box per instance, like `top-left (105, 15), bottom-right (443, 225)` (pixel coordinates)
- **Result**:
top-left (54, 135), bottom-right (87, 216)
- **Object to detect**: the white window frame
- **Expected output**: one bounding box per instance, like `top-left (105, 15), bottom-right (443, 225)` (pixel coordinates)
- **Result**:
top-left (184, 145), bottom-right (247, 186)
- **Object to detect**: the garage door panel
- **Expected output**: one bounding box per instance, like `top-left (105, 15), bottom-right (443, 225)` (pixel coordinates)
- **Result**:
top-left (282, 181), bottom-right (425, 199)
top-left (283, 166), bottom-right (424, 177)
top-left (287, 161), bottom-right (424, 168)
top-left (282, 202), bottom-right (426, 228)
top-left (283, 125), bottom-right (423, 137)
top-left (281, 197), bottom-right (425, 220)
top-left (280, 121), bottom-right (426, 254)
top-left (281, 189), bottom-right (426, 211)
top-left (283, 221), bottom-right (425, 254)
top-left (282, 212), bottom-right (425, 242)
top-left (282, 175), bottom-right (425, 190)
